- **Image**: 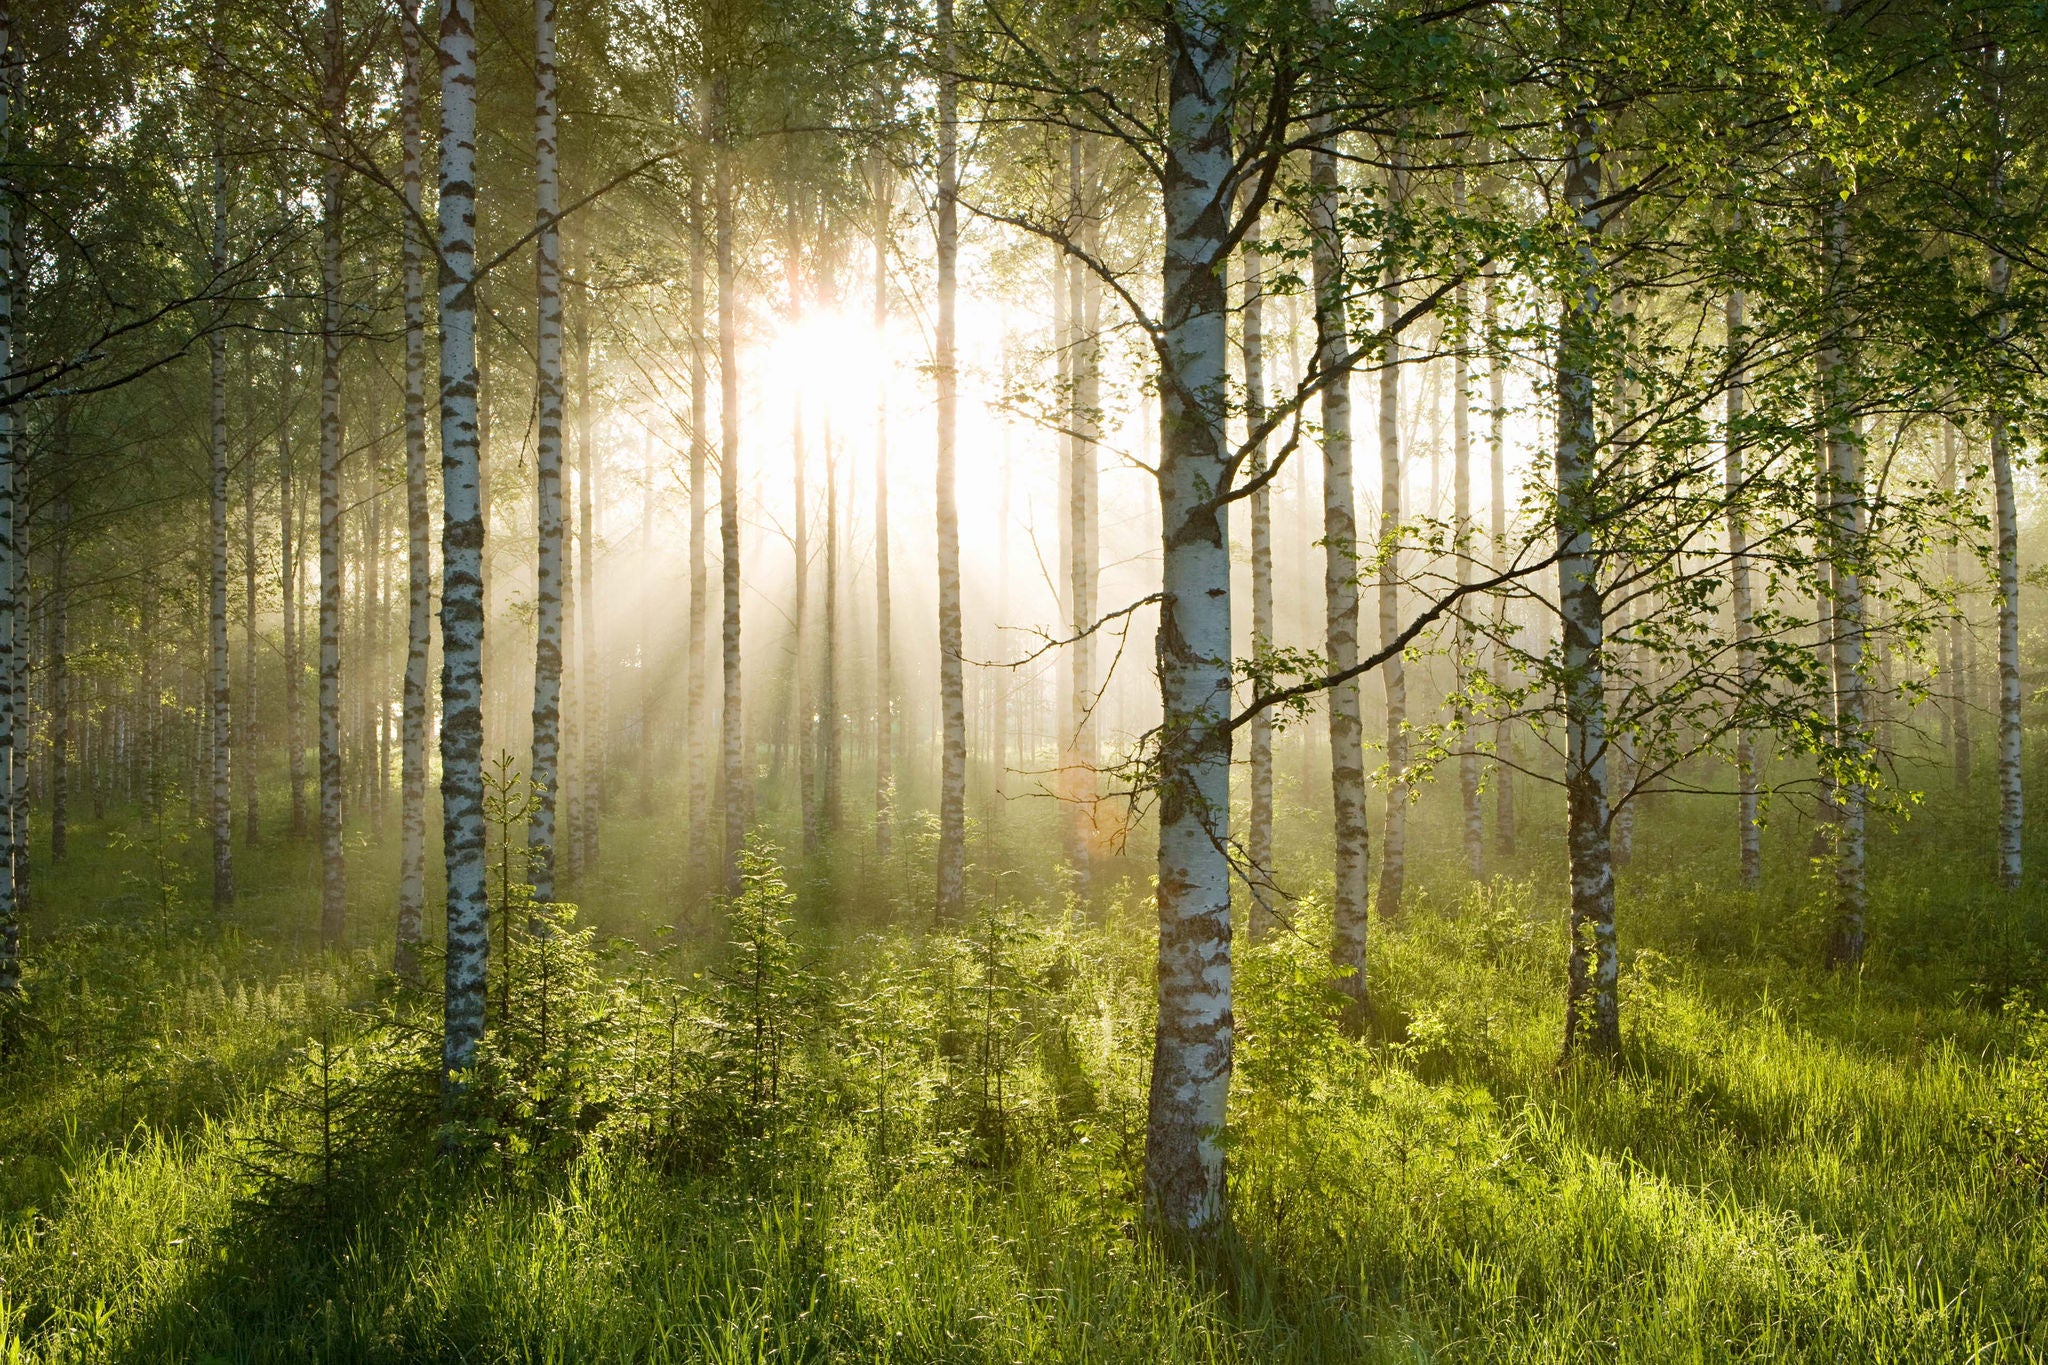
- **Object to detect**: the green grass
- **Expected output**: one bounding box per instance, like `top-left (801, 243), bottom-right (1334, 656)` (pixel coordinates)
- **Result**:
top-left (1, 779), bottom-right (2045, 1362)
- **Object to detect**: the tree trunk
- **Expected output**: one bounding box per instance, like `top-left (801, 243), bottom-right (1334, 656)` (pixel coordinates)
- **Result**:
top-left (1819, 161), bottom-right (1867, 970)
top-left (1726, 285), bottom-right (1760, 887)
top-left (1242, 215), bottom-right (1273, 920)
top-left (872, 162), bottom-right (895, 860)
top-left (317, 0), bottom-right (348, 944)
top-left (822, 415), bottom-right (841, 836)
top-left (1375, 139), bottom-right (1408, 921)
top-left (1063, 132), bottom-right (1099, 890)
top-left (48, 484), bottom-right (66, 864)
top-left (794, 367), bottom-right (816, 857)
top-left (0, 0), bottom-right (15, 999)
top-left (209, 102), bottom-right (234, 907)
top-left (687, 179), bottom-right (710, 885)
top-left (437, 0), bottom-right (489, 1088)
top-left (574, 289), bottom-right (601, 869)
top-left (281, 332), bottom-right (306, 838)
top-left (527, 0), bottom-right (565, 904)
top-left (1311, 77), bottom-right (1368, 997)
top-left (1144, 0), bottom-right (1235, 1235)
top-left (716, 104), bottom-right (747, 895)
top-left (933, 0), bottom-right (966, 921)
top-left (1558, 104), bottom-right (1618, 1059)
top-left (397, 0), bottom-right (430, 980)
top-left (1987, 78), bottom-right (2021, 889)
top-left (1453, 166), bottom-right (1480, 879)
top-left (1486, 265), bottom-right (1515, 859)
top-left (241, 378), bottom-right (259, 845)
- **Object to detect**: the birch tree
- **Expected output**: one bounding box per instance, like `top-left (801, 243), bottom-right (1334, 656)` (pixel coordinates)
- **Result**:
top-left (528, 0), bottom-right (566, 905)
top-left (317, 0), bottom-right (347, 944)
top-left (933, 0), bottom-right (966, 921)
top-left (207, 64), bottom-right (233, 908)
top-left (397, 0), bottom-right (429, 980)
top-left (437, 0), bottom-right (489, 1088)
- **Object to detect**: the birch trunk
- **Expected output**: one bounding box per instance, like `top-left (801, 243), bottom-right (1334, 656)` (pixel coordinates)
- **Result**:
top-left (1486, 266), bottom-right (1515, 858)
top-left (527, 0), bottom-right (565, 904)
top-left (317, 0), bottom-right (348, 944)
top-left (1242, 214), bottom-right (1273, 914)
top-left (822, 416), bottom-right (841, 836)
top-left (872, 161), bottom-right (894, 860)
top-left (209, 102), bottom-right (234, 907)
top-left (1986, 63), bottom-right (2021, 888)
top-left (280, 337), bottom-right (305, 837)
top-left (0, 0), bottom-right (15, 998)
top-left (574, 294), bottom-right (601, 868)
top-left (1144, 0), bottom-right (1235, 1234)
top-left (1310, 77), bottom-right (1368, 998)
top-left (1453, 167), bottom-right (1480, 879)
top-left (1375, 139), bottom-right (1409, 920)
top-left (933, 0), bottom-right (967, 920)
top-left (241, 379), bottom-right (258, 845)
top-left (794, 377), bottom-right (816, 857)
top-left (1819, 162), bottom-right (1867, 970)
top-left (397, 0), bottom-right (429, 979)
top-left (49, 484), bottom-right (67, 863)
top-left (1945, 422), bottom-right (1971, 793)
top-left (1726, 285), bottom-right (1760, 886)
top-left (437, 0), bottom-right (489, 1086)
top-left (716, 109), bottom-right (747, 895)
top-left (1558, 105), bottom-right (1618, 1058)
top-left (1063, 133), bottom-right (1099, 889)
top-left (687, 180), bottom-right (709, 883)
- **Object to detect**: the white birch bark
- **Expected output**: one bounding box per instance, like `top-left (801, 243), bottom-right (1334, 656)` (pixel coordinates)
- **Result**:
top-left (872, 163), bottom-right (895, 860)
top-left (279, 342), bottom-right (306, 841)
top-left (822, 415), bottom-right (841, 835)
top-left (716, 102), bottom-right (747, 895)
top-left (436, 0), bottom-right (489, 1084)
top-left (1726, 284), bottom-right (1760, 887)
top-left (317, 0), bottom-right (348, 944)
top-left (0, 0), bottom-right (16, 1000)
top-left (1376, 139), bottom-right (1409, 921)
top-left (209, 90), bottom-right (234, 907)
top-left (933, 0), bottom-right (967, 920)
top-left (1819, 156), bottom-right (1866, 969)
top-left (574, 295), bottom-right (601, 870)
top-left (1558, 104), bottom-right (1618, 1057)
top-left (1309, 73), bottom-right (1368, 999)
top-left (241, 380), bottom-right (258, 846)
top-left (397, 0), bottom-right (429, 978)
top-left (1242, 213), bottom-right (1273, 915)
top-left (794, 360), bottom-right (816, 857)
top-left (527, 0), bottom-right (565, 904)
top-left (687, 179), bottom-right (710, 881)
top-left (1486, 265), bottom-right (1514, 858)
top-left (1453, 166), bottom-right (1480, 879)
top-left (1144, 0), bottom-right (1235, 1233)
top-left (1986, 53), bottom-right (2021, 890)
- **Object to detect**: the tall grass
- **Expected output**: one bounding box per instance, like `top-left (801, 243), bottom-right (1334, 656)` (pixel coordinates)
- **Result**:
top-left (0, 783), bottom-right (2044, 1362)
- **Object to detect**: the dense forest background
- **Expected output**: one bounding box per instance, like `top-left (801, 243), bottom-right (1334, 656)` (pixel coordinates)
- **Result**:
top-left (1, 0), bottom-right (2048, 1357)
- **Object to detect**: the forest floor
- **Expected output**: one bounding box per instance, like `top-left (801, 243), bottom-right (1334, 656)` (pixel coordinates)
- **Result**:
top-left (1, 776), bottom-right (2046, 1362)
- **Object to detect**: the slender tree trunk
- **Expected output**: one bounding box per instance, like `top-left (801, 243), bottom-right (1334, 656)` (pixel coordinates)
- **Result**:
top-left (437, 0), bottom-right (489, 1088)
top-left (822, 416), bottom-right (841, 836)
top-left (872, 162), bottom-right (895, 860)
top-left (993, 403), bottom-right (1011, 805)
top-left (1376, 139), bottom-right (1408, 921)
top-left (209, 101), bottom-right (234, 907)
top-left (687, 180), bottom-right (710, 884)
top-left (1986, 67), bottom-right (2021, 889)
top-left (637, 425), bottom-right (654, 812)
top-left (1310, 74), bottom-right (1368, 996)
top-left (397, 0), bottom-right (430, 980)
top-left (1819, 159), bottom-right (1867, 970)
top-left (794, 366), bottom-right (816, 857)
top-left (1558, 104), bottom-right (1618, 1059)
top-left (317, 0), bottom-right (348, 944)
top-left (0, 0), bottom-right (17, 1002)
top-left (1063, 132), bottom-right (1099, 890)
top-left (1486, 265), bottom-right (1515, 859)
top-left (241, 387), bottom-right (258, 845)
top-left (716, 102), bottom-right (747, 895)
top-left (48, 485), bottom-right (66, 864)
top-left (933, 0), bottom-right (966, 921)
top-left (1453, 166), bottom-right (1481, 879)
top-left (1144, 0), bottom-right (1235, 1236)
top-left (280, 337), bottom-right (306, 838)
top-left (1946, 422), bottom-right (1972, 793)
top-left (1725, 285), bottom-right (1760, 886)
top-left (1242, 215), bottom-right (1273, 919)
top-left (527, 0), bottom-right (565, 903)
top-left (574, 291), bottom-right (601, 868)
